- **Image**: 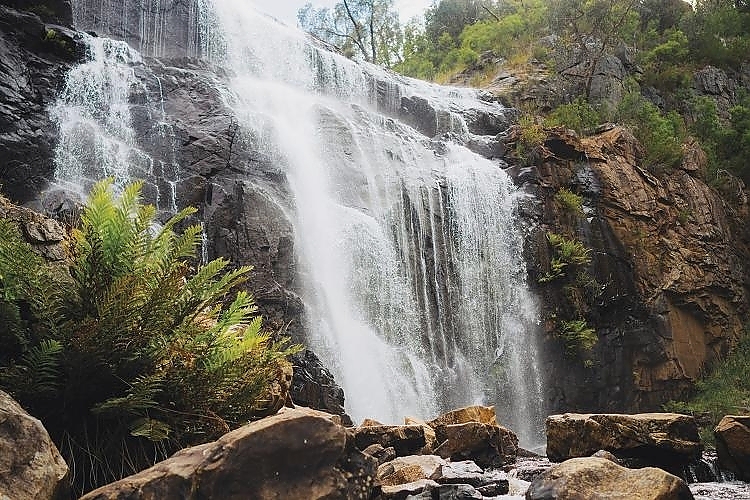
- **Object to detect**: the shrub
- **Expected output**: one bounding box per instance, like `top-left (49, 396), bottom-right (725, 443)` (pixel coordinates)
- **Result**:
top-left (540, 232), bottom-right (591, 283)
top-left (665, 331), bottom-right (750, 445)
top-left (616, 91), bottom-right (685, 171)
top-left (515, 115), bottom-right (546, 164)
top-left (554, 188), bottom-right (584, 215)
top-left (545, 98), bottom-right (601, 134)
top-left (0, 180), bottom-right (299, 495)
top-left (556, 319), bottom-right (598, 354)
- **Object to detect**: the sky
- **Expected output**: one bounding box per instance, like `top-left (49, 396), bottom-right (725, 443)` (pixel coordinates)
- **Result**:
top-left (249, 0), bottom-right (433, 27)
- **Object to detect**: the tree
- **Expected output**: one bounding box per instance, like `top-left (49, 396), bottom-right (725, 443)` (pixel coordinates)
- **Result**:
top-left (0, 180), bottom-right (299, 495)
top-left (549, 0), bottom-right (640, 96)
top-left (298, 0), bottom-right (403, 66)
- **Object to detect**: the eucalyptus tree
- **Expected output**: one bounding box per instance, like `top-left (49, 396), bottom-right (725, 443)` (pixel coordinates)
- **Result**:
top-left (298, 0), bottom-right (403, 66)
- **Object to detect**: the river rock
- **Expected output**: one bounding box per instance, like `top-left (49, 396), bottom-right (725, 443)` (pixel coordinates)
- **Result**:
top-left (427, 405), bottom-right (499, 427)
top-left (354, 424), bottom-right (428, 456)
top-left (0, 390), bottom-right (69, 500)
top-left (526, 457), bottom-right (694, 500)
top-left (364, 444), bottom-right (398, 465)
top-left (427, 406), bottom-right (518, 467)
top-left (406, 483), bottom-right (484, 499)
top-left (546, 413), bottom-right (701, 470)
top-left (81, 406), bottom-right (376, 500)
top-left (405, 416), bottom-right (437, 454)
top-left (380, 479), bottom-right (440, 499)
top-left (714, 415), bottom-right (750, 481)
top-left (377, 455), bottom-right (447, 486)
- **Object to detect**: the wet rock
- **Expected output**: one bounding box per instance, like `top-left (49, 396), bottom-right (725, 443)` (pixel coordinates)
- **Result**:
top-left (380, 479), bottom-right (440, 499)
top-left (0, 5), bottom-right (84, 203)
top-left (290, 349), bottom-right (351, 424)
top-left (433, 462), bottom-right (508, 493)
top-left (0, 390), bottom-right (69, 500)
top-left (81, 407), bottom-right (376, 500)
top-left (526, 457), bottom-right (694, 500)
top-left (407, 483), bottom-right (483, 499)
top-left (354, 424), bottom-right (427, 457)
top-left (714, 415), bottom-right (750, 481)
top-left (546, 413), bottom-right (701, 472)
top-left (427, 406), bottom-right (499, 427)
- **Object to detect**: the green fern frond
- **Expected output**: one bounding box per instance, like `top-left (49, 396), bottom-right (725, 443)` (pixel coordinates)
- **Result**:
top-left (129, 417), bottom-right (171, 441)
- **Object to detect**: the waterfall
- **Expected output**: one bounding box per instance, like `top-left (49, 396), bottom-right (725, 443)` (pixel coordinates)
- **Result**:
top-left (57, 0), bottom-right (546, 444)
top-left (196, 2), bottom-right (544, 443)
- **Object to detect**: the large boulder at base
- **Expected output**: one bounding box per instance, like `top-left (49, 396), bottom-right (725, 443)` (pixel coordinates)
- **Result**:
top-left (714, 415), bottom-right (750, 480)
top-left (526, 457), bottom-right (694, 500)
top-left (354, 424), bottom-right (427, 456)
top-left (0, 391), bottom-right (69, 500)
top-left (546, 413), bottom-right (701, 470)
top-left (81, 407), bottom-right (376, 500)
top-left (428, 406), bottom-right (518, 467)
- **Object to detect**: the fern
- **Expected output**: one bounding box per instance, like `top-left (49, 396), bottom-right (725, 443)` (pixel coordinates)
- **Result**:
top-left (0, 180), bottom-right (301, 495)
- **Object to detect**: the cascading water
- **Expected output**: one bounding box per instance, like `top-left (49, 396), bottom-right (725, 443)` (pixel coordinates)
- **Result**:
top-left (56, 0), bottom-right (546, 445)
top-left (196, 3), bottom-right (545, 443)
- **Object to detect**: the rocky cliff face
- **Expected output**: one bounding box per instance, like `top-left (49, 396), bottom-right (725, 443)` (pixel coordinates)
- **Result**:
top-left (510, 126), bottom-right (750, 413)
top-left (2, 0), bottom-right (749, 422)
top-left (0, 3), bottom-right (84, 203)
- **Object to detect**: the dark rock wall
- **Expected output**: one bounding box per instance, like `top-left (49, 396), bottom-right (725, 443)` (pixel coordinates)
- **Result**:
top-left (0, 4), bottom-right (85, 203)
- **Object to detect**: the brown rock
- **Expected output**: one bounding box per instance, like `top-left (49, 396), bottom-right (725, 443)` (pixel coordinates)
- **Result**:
top-left (545, 413), bottom-right (701, 471)
top-left (363, 444), bottom-right (397, 465)
top-left (715, 415), bottom-right (750, 480)
top-left (433, 421), bottom-right (518, 467)
top-left (81, 407), bottom-right (376, 500)
top-left (380, 479), bottom-right (440, 499)
top-left (354, 424), bottom-right (427, 456)
top-left (427, 405), bottom-right (498, 427)
top-left (525, 457), bottom-right (694, 500)
top-left (0, 391), bottom-right (69, 500)
top-left (405, 416), bottom-right (437, 454)
top-left (377, 455), bottom-right (447, 486)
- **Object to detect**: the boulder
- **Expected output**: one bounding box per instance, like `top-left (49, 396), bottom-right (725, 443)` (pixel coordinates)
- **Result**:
top-left (380, 479), bottom-right (440, 499)
top-left (427, 406), bottom-right (518, 467)
top-left (427, 405), bottom-right (498, 427)
top-left (354, 424), bottom-right (427, 456)
top-left (714, 415), bottom-right (750, 481)
top-left (377, 455), bottom-right (447, 486)
top-left (545, 413), bottom-right (701, 470)
top-left (405, 416), bottom-right (437, 454)
top-left (526, 457), bottom-right (694, 500)
top-left (363, 444), bottom-right (397, 465)
top-left (433, 421), bottom-right (518, 467)
top-left (0, 391), bottom-right (69, 500)
top-left (81, 407), bottom-right (376, 500)
top-left (406, 483), bottom-right (484, 499)
top-left (290, 349), bottom-right (351, 424)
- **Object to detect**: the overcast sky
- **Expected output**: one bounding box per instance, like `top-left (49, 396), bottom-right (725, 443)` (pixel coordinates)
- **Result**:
top-left (249, 0), bottom-right (433, 27)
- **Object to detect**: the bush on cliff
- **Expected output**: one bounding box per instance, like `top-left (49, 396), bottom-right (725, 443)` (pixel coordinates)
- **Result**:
top-left (0, 180), bottom-right (298, 495)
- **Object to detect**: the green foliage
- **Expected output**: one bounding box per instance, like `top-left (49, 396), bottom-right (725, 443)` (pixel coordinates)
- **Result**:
top-left (556, 319), bottom-right (598, 354)
top-left (540, 232), bottom-right (591, 283)
top-left (690, 92), bottom-right (750, 187)
top-left (0, 181), bottom-right (299, 495)
top-left (665, 331), bottom-right (750, 445)
top-left (515, 115), bottom-right (546, 164)
top-left (298, 0), bottom-right (402, 65)
top-left (682, 0), bottom-right (750, 67)
top-left (555, 188), bottom-right (584, 215)
top-left (615, 91), bottom-right (685, 171)
top-left (639, 29), bottom-right (692, 91)
top-left (545, 98), bottom-right (601, 134)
